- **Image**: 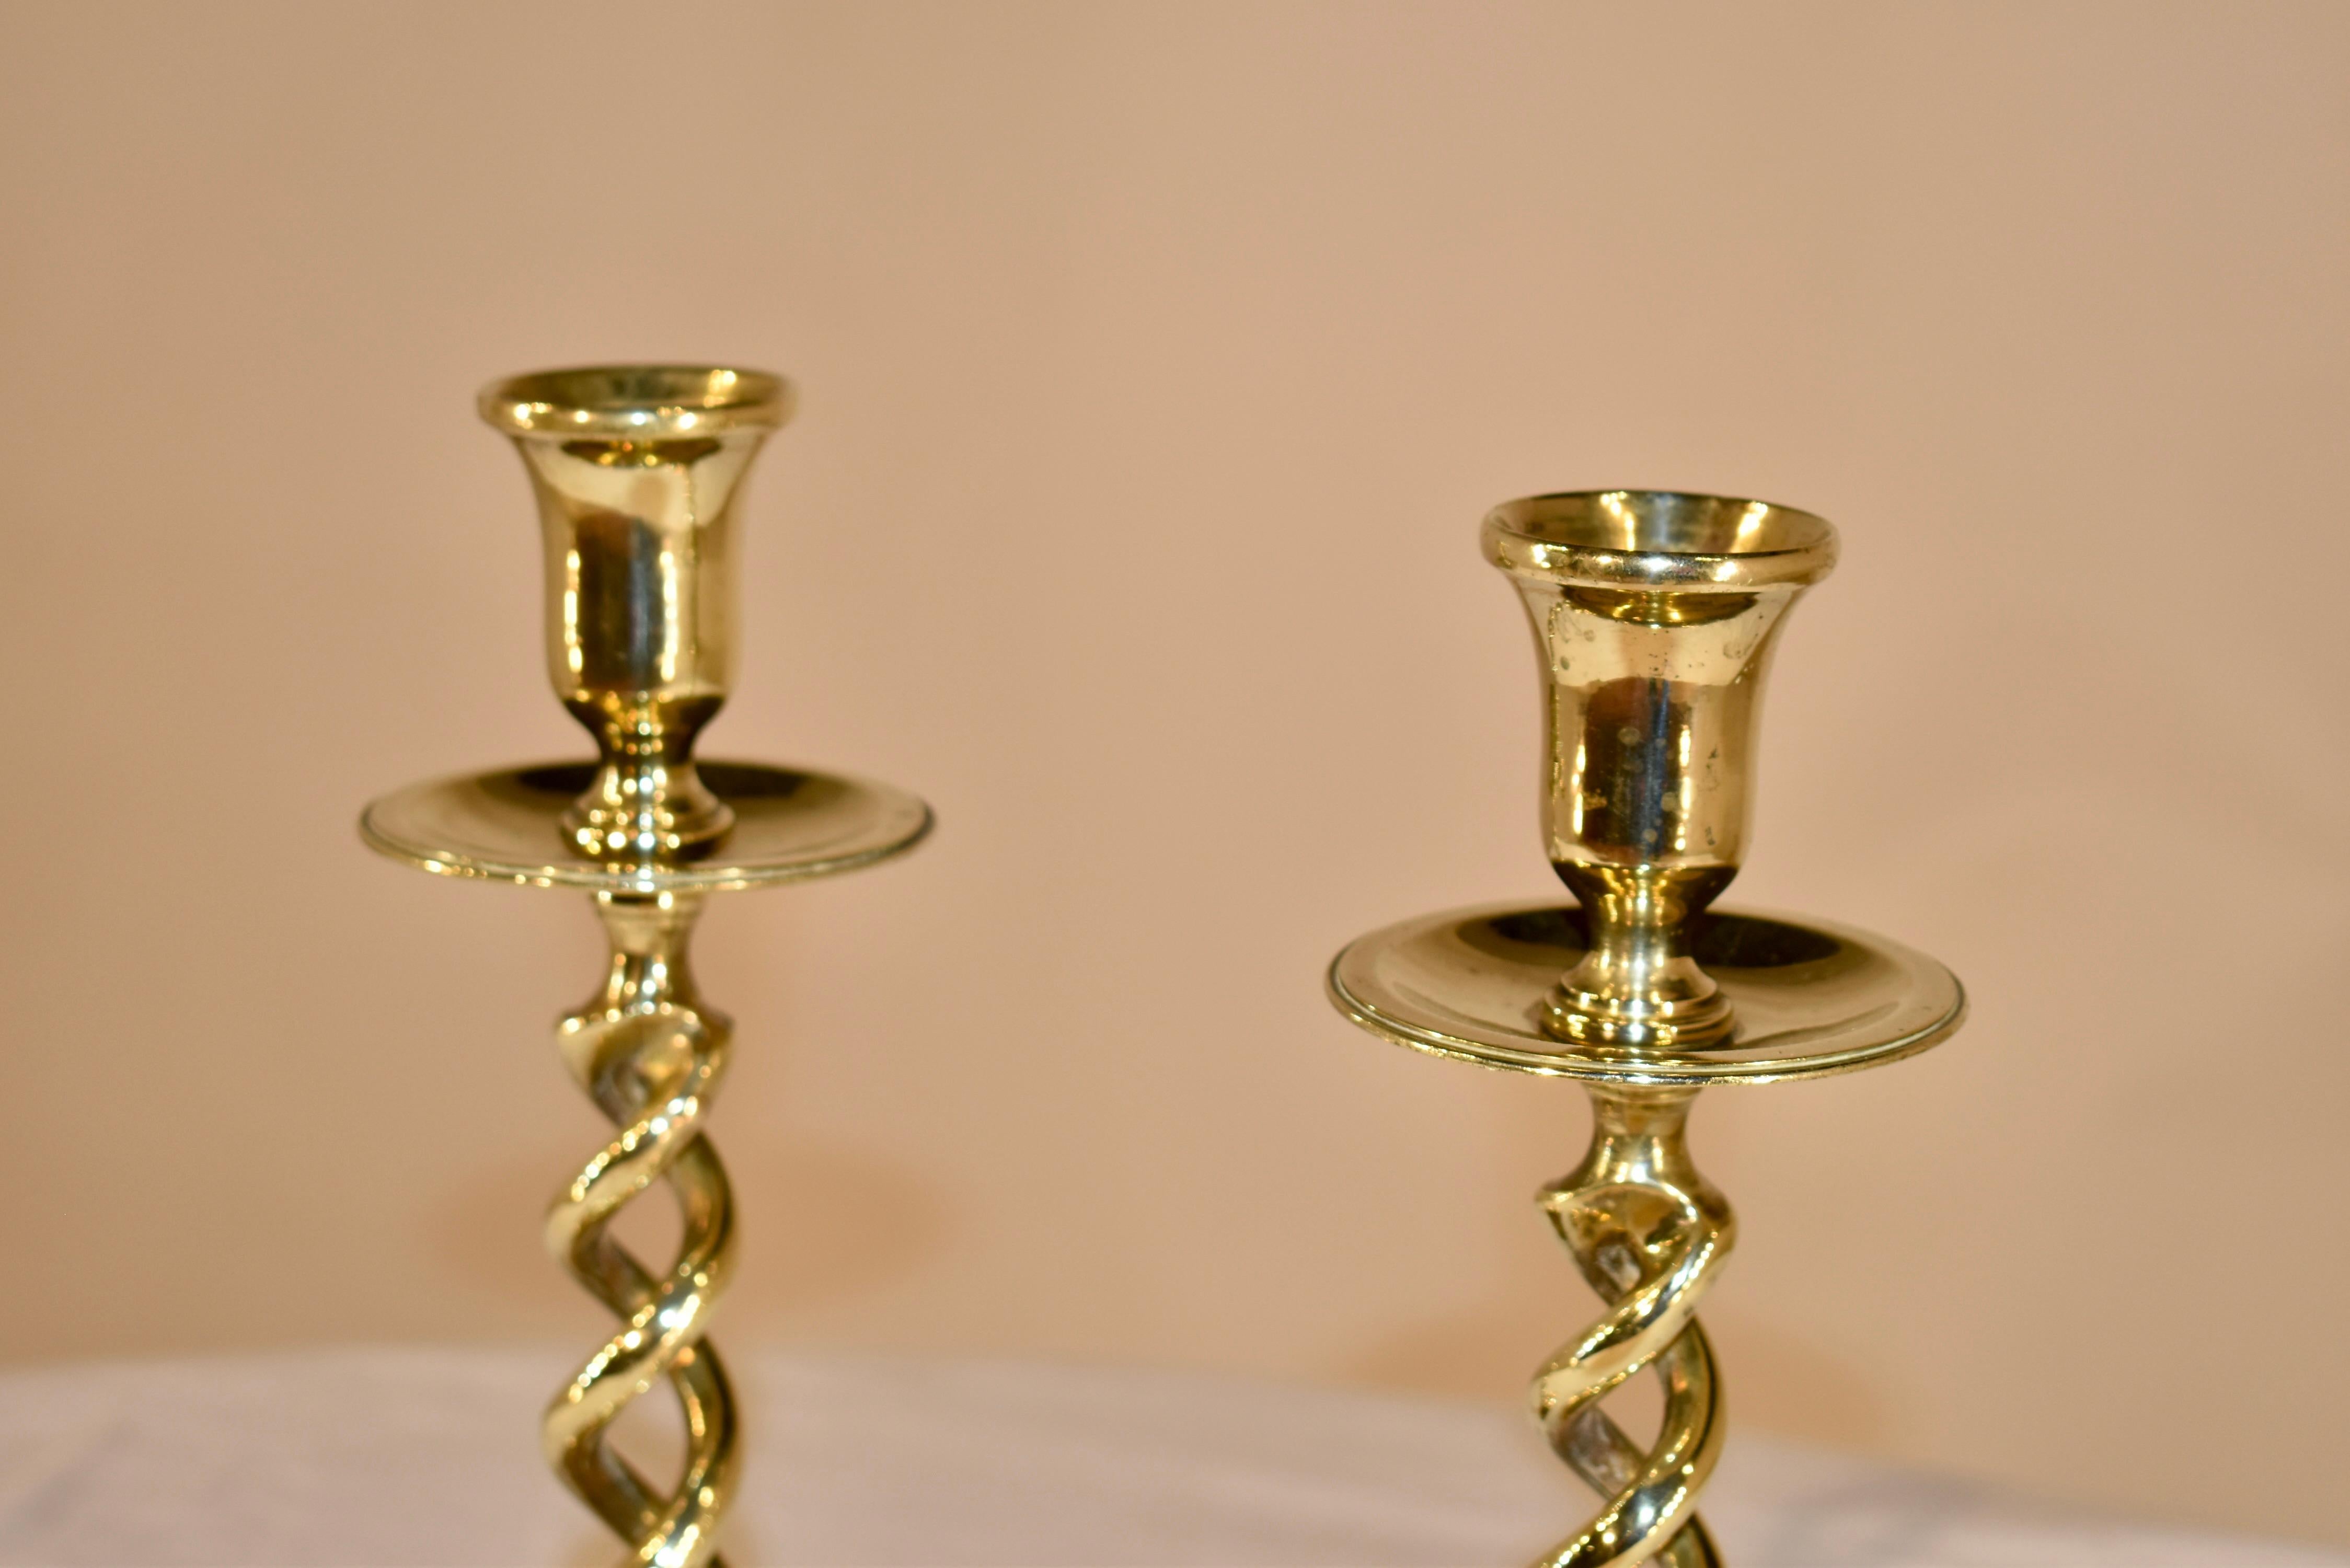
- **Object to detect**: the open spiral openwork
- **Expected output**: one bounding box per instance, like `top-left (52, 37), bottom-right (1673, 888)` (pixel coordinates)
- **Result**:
top-left (1528, 1086), bottom-right (1735, 1568)
top-left (544, 891), bottom-right (739, 1568)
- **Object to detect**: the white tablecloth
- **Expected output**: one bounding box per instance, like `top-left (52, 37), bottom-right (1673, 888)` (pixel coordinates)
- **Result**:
top-left (0, 1348), bottom-right (2335, 1567)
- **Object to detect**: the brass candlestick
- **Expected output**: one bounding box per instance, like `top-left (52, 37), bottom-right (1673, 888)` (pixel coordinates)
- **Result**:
top-left (361, 366), bottom-right (929, 1567)
top-left (1328, 491), bottom-right (1964, 1568)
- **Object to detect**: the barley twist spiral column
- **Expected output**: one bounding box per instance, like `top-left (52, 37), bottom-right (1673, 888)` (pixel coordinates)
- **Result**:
top-left (545, 891), bottom-right (737, 1566)
top-left (362, 367), bottom-right (929, 1566)
top-left (1528, 1087), bottom-right (1730, 1568)
top-left (1328, 491), bottom-right (1964, 1568)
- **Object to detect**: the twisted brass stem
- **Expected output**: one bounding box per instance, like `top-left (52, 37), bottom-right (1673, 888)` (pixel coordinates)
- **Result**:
top-left (545, 891), bottom-right (739, 1568)
top-left (1529, 1086), bottom-right (1734, 1568)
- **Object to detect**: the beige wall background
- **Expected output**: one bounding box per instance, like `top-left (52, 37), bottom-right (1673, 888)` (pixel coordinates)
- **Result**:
top-left (5, 0), bottom-right (2347, 1550)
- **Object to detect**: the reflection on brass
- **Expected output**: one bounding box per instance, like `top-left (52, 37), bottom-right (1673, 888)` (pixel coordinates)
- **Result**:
top-left (362, 366), bottom-right (929, 1568)
top-left (1328, 491), bottom-right (1963, 1567)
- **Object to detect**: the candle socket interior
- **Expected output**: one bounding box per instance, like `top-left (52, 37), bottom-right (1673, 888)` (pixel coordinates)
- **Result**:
top-left (1484, 491), bottom-right (1837, 1051)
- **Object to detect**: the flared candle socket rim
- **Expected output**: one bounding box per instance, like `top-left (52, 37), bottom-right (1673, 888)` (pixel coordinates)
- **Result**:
top-left (478, 363), bottom-right (796, 440)
top-left (1482, 489), bottom-right (1837, 593)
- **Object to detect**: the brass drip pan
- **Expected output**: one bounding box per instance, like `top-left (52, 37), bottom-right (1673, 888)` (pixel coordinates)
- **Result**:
top-left (1329, 901), bottom-right (1964, 1085)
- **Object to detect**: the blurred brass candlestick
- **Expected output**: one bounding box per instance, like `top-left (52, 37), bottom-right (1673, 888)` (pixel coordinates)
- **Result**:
top-left (1329, 492), bottom-right (1964, 1568)
top-left (361, 366), bottom-right (930, 1567)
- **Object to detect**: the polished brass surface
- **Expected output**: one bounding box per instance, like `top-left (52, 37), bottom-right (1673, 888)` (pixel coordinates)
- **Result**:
top-left (1483, 492), bottom-right (1836, 1050)
top-left (1327, 491), bottom-right (1962, 1567)
top-left (545, 891), bottom-right (736, 1562)
top-left (362, 761), bottom-right (931, 894)
top-left (1533, 1087), bottom-right (1728, 1568)
top-left (482, 365), bottom-right (792, 863)
top-left (362, 366), bottom-right (924, 1568)
top-left (1328, 902), bottom-right (1962, 1085)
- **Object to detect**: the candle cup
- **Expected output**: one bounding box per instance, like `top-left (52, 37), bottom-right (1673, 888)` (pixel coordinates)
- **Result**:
top-left (1482, 491), bottom-right (1836, 1050)
top-left (479, 365), bottom-right (792, 862)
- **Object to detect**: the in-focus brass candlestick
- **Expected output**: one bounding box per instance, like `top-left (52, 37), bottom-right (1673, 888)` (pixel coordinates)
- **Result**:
top-left (361, 366), bottom-right (929, 1568)
top-left (1328, 491), bottom-right (1963, 1568)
